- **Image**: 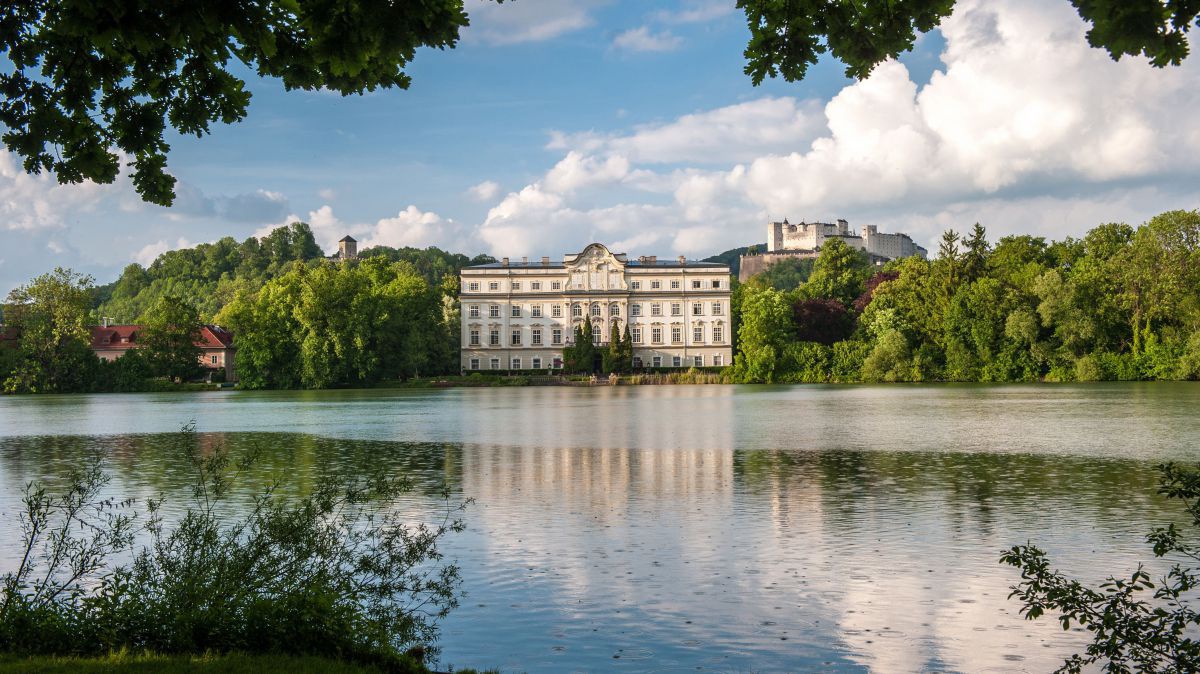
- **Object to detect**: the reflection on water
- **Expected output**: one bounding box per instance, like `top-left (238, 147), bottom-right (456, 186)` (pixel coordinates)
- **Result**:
top-left (1, 383), bottom-right (1199, 672)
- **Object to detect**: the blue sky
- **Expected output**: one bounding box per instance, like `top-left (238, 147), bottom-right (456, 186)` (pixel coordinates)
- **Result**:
top-left (2, 0), bottom-right (1199, 294)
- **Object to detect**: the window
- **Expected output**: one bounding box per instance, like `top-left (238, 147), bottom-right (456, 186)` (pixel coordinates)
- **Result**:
top-left (552, 328), bottom-right (563, 345)
top-left (469, 305), bottom-right (480, 318)
top-left (512, 305), bottom-right (521, 318)
top-left (210, 355), bottom-right (218, 365)
top-left (551, 281), bottom-right (562, 290)
top-left (591, 303), bottom-right (601, 317)
top-left (693, 325), bottom-right (703, 343)
top-left (490, 357), bottom-right (500, 370)
top-left (672, 356), bottom-right (682, 367)
top-left (712, 302), bottom-right (723, 315)
top-left (512, 281), bottom-right (521, 291)
top-left (532, 305), bottom-right (542, 318)
top-left (694, 355), bottom-right (703, 367)
top-left (632, 326), bottom-right (642, 343)
top-left (712, 279), bottom-right (722, 289)
top-left (489, 305), bottom-right (500, 318)
top-left (651, 280), bottom-right (661, 290)
top-left (468, 281), bottom-right (480, 292)
top-left (670, 280), bottom-right (680, 290)
top-left (672, 327), bottom-right (682, 343)
top-left (652, 356), bottom-right (662, 367)
top-left (592, 331), bottom-right (601, 345)
top-left (490, 329), bottom-right (500, 346)
top-left (714, 354), bottom-right (723, 366)
top-left (651, 327), bottom-right (663, 343)
top-left (572, 304), bottom-right (582, 317)
top-left (692, 279), bottom-right (702, 289)
top-left (610, 304), bottom-right (620, 317)
top-left (512, 357), bottom-right (521, 369)
top-left (511, 329), bottom-right (521, 346)
top-left (553, 357), bottom-right (563, 369)
top-left (670, 303), bottom-right (681, 316)
top-left (532, 281), bottom-right (541, 290)
top-left (488, 281), bottom-right (499, 291)
top-left (692, 302), bottom-right (703, 316)
top-left (532, 328), bottom-right (542, 346)
top-left (651, 303), bottom-right (662, 317)
top-left (631, 280), bottom-right (641, 290)
top-left (552, 305), bottom-right (562, 318)
top-left (632, 356), bottom-right (643, 368)
top-left (470, 329), bottom-right (480, 346)
top-left (470, 358), bottom-right (480, 370)
top-left (532, 357), bottom-right (542, 369)
top-left (713, 325), bottom-right (724, 343)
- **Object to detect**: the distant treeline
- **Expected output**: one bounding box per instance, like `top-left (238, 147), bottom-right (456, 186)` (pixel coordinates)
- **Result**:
top-left (0, 224), bottom-right (494, 392)
top-left (733, 209), bottom-right (1200, 383)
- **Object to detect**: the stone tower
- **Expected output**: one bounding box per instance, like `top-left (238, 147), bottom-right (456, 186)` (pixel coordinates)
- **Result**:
top-left (338, 235), bottom-right (357, 260)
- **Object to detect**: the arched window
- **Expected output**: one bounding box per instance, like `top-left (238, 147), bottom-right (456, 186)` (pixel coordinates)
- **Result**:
top-left (572, 304), bottom-right (582, 317)
top-left (610, 303), bottom-right (620, 317)
top-left (591, 303), bottom-right (601, 317)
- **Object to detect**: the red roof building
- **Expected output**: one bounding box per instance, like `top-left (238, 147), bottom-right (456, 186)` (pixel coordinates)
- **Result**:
top-left (91, 324), bottom-right (237, 382)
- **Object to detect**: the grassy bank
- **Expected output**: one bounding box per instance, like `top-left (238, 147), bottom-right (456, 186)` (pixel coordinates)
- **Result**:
top-left (0, 653), bottom-right (498, 673)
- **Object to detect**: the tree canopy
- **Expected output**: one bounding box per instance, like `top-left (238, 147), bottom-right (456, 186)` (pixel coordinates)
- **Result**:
top-left (738, 0), bottom-right (1200, 84)
top-left (0, 0), bottom-right (491, 205)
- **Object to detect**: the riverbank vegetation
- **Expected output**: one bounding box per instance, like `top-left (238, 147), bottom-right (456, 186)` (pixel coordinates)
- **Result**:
top-left (733, 209), bottom-right (1200, 383)
top-left (3, 211), bottom-right (1199, 392)
top-left (0, 426), bottom-right (468, 673)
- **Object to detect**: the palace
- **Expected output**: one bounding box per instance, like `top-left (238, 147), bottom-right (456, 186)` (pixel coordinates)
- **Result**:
top-left (459, 243), bottom-right (733, 371)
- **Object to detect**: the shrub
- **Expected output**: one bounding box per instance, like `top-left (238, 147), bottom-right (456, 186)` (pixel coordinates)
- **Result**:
top-left (0, 426), bottom-right (466, 671)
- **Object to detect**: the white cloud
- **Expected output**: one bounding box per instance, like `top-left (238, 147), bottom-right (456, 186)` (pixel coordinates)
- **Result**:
top-left (482, 0), bottom-right (1200, 259)
top-left (133, 237), bottom-right (194, 267)
top-left (467, 180), bottom-right (501, 201)
top-left (655, 0), bottom-right (735, 24)
top-left (549, 97), bottom-right (825, 165)
top-left (360, 205), bottom-right (466, 250)
top-left (318, 188), bottom-right (337, 201)
top-left (465, 0), bottom-right (601, 45)
top-left (0, 150), bottom-right (115, 231)
top-left (612, 26), bottom-right (683, 53)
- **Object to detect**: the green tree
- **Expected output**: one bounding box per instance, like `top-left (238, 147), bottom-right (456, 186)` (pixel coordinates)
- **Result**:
top-left (962, 223), bottom-right (990, 283)
top-left (2, 267), bottom-right (97, 393)
top-left (739, 0), bottom-right (1200, 84)
top-left (732, 286), bottom-right (793, 383)
top-left (142, 295), bottom-right (204, 382)
top-left (801, 238), bottom-right (870, 306)
top-left (1002, 462), bottom-right (1200, 673)
top-left (1, 0), bottom-right (490, 205)
top-left (563, 317), bottom-right (597, 373)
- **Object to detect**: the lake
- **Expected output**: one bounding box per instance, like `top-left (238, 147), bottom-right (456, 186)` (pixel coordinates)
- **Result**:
top-left (2, 383), bottom-right (1198, 672)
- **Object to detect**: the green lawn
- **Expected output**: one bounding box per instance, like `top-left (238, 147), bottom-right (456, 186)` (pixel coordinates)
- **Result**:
top-left (0, 652), bottom-right (500, 674)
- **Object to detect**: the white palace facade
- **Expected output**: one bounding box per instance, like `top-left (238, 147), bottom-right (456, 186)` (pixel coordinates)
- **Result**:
top-left (460, 243), bottom-right (734, 371)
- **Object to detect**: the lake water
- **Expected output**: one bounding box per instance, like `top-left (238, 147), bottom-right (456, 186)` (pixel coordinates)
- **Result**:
top-left (1, 383), bottom-right (1198, 672)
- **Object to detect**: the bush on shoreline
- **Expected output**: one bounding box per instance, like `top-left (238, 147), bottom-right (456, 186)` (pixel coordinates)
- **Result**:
top-left (0, 425), bottom-right (468, 672)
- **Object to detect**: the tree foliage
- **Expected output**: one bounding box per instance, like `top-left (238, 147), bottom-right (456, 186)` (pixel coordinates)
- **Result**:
top-left (733, 209), bottom-right (1200, 384)
top-left (2, 267), bottom-right (96, 393)
top-left (141, 295), bottom-right (204, 382)
top-left (1001, 462), bottom-right (1200, 673)
top-left (739, 0), bottom-right (1200, 85)
top-left (0, 0), bottom-right (487, 205)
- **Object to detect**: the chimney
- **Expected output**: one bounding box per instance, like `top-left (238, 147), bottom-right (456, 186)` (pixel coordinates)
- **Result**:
top-left (501, 257), bottom-right (509, 266)
top-left (521, 256), bottom-right (528, 265)
top-left (647, 255), bottom-right (657, 264)
top-left (677, 255), bottom-right (686, 265)
top-left (541, 256), bottom-right (550, 266)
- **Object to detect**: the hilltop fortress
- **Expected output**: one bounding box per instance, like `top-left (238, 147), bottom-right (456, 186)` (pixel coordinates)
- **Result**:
top-left (739, 219), bottom-right (927, 281)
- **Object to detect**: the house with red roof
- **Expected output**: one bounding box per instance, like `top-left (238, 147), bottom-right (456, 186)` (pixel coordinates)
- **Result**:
top-left (91, 323), bottom-right (237, 382)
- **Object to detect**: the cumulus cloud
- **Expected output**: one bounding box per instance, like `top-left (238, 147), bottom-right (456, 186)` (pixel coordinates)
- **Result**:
top-left (218, 189), bottom-right (290, 223)
top-left (475, 0), bottom-right (1200, 259)
top-left (0, 150), bottom-right (116, 230)
top-left (612, 26), bottom-right (683, 53)
top-left (465, 0), bottom-right (601, 45)
top-left (133, 237), bottom-right (195, 267)
top-left (467, 180), bottom-right (501, 201)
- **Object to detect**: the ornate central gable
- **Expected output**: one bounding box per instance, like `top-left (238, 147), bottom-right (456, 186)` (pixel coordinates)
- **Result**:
top-left (563, 243), bottom-right (628, 292)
